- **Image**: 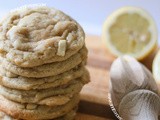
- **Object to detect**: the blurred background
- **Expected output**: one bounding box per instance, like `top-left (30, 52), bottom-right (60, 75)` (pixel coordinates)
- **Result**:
top-left (0, 1), bottom-right (159, 119)
top-left (0, 0), bottom-right (159, 43)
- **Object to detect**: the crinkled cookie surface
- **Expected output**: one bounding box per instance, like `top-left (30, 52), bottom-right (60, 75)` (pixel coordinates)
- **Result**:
top-left (0, 6), bottom-right (85, 67)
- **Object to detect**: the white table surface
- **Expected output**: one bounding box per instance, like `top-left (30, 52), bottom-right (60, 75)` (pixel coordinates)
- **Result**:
top-left (0, 0), bottom-right (160, 43)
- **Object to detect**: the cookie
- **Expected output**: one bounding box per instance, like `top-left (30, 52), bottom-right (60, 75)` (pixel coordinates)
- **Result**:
top-left (0, 108), bottom-right (76, 120)
top-left (0, 65), bottom-right (18, 78)
top-left (0, 65), bottom-right (86, 90)
top-left (0, 46), bottom-right (87, 78)
top-left (0, 70), bottom-right (90, 104)
top-left (0, 94), bottom-right (79, 119)
top-left (0, 6), bottom-right (85, 67)
top-left (0, 79), bottom-right (85, 104)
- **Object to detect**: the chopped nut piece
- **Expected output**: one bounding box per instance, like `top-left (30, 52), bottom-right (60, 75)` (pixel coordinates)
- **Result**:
top-left (57, 40), bottom-right (66, 56)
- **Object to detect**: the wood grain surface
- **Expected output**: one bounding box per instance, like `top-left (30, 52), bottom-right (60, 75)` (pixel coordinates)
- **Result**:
top-left (76, 35), bottom-right (117, 120)
top-left (76, 35), bottom-right (156, 120)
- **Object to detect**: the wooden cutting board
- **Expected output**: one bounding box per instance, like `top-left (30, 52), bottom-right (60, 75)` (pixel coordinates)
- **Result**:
top-left (75, 35), bottom-right (156, 120)
top-left (76, 35), bottom-right (116, 120)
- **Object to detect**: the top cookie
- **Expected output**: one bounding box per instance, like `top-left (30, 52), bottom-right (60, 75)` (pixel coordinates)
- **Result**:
top-left (0, 6), bottom-right (85, 67)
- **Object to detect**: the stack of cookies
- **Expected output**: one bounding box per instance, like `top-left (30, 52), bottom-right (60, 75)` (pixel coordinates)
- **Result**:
top-left (0, 6), bottom-right (89, 120)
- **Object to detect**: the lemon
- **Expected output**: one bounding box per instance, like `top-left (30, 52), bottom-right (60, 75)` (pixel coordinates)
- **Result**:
top-left (102, 7), bottom-right (158, 60)
top-left (153, 50), bottom-right (160, 84)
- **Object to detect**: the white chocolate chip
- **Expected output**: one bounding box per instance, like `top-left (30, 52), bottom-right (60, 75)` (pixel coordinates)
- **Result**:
top-left (13, 40), bottom-right (22, 49)
top-left (57, 40), bottom-right (66, 56)
top-left (26, 104), bottom-right (37, 110)
top-left (19, 104), bottom-right (25, 109)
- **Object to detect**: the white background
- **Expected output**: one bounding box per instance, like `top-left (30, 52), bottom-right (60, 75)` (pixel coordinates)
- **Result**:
top-left (0, 0), bottom-right (160, 42)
